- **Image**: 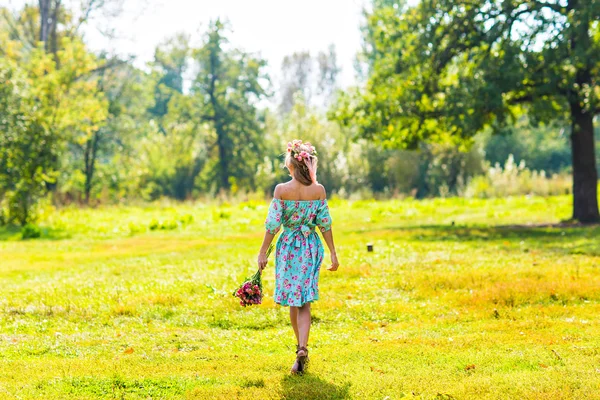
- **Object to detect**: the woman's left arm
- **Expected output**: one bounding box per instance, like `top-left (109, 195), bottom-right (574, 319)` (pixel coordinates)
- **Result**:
top-left (321, 228), bottom-right (339, 271)
top-left (259, 185), bottom-right (282, 271)
top-left (257, 231), bottom-right (277, 271)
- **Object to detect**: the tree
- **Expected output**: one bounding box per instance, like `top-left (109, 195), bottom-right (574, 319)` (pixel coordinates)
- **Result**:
top-left (1, 0), bottom-right (124, 55)
top-left (0, 62), bottom-right (58, 225)
top-left (38, 0), bottom-right (61, 52)
top-left (316, 44), bottom-right (341, 107)
top-left (148, 33), bottom-right (190, 135)
top-left (334, 0), bottom-right (600, 222)
top-left (74, 60), bottom-right (152, 203)
top-left (280, 51), bottom-right (313, 115)
top-left (191, 19), bottom-right (269, 192)
top-left (354, 0), bottom-right (407, 82)
top-left (0, 37), bottom-right (106, 223)
top-left (279, 46), bottom-right (341, 115)
top-left (2, 2), bottom-right (137, 206)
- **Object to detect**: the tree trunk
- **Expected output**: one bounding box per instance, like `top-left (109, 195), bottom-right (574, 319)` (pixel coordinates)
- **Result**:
top-left (84, 131), bottom-right (100, 204)
top-left (39, 0), bottom-right (50, 46)
top-left (567, 1), bottom-right (598, 223)
top-left (570, 102), bottom-right (599, 223)
top-left (49, 0), bottom-right (61, 57)
top-left (207, 35), bottom-right (230, 191)
top-left (39, 0), bottom-right (61, 53)
top-left (216, 121), bottom-right (230, 191)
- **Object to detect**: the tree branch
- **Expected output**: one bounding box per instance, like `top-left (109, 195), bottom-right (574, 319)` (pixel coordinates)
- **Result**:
top-left (506, 94), bottom-right (534, 105)
top-left (74, 0), bottom-right (99, 33)
top-left (73, 57), bottom-right (133, 81)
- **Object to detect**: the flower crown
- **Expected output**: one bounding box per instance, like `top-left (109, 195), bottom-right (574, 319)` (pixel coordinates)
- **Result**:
top-left (286, 139), bottom-right (318, 162)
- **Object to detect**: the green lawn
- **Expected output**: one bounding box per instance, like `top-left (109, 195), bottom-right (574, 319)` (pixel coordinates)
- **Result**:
top-left (1, 195), bottom-right (599, 399)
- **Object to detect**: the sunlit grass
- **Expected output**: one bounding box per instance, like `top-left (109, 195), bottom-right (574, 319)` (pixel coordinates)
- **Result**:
top-left (1, 195), bottom-right (599, 399)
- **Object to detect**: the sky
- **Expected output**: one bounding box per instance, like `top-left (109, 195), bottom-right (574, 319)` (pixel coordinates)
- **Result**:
top-left (6, 0), bottom-right (368, 88)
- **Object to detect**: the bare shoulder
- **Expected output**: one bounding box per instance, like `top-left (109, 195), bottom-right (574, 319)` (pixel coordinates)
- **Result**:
top-left (274, 182), bottom-right (293, 199)
top-left (316, 184), bottom-right (327, 200)
top-left (273, 183), bottom-right (285, 199)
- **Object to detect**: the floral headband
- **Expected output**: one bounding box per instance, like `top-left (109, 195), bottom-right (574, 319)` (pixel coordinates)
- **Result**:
top-left (286, 139), bottom-right (318, 184)
top-left (287, 139), bottom-right (318, 162)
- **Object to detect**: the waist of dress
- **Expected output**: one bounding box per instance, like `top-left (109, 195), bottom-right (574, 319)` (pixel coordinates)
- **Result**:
top-left (283, 224), bottom-right (315, 232)
top-left (283, 224), bottom-right (316, 247)
top-left (282, 225), bottom-right (317, 238)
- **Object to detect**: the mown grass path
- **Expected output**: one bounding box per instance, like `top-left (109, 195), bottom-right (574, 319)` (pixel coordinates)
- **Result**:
top-left (1, 196), bottom-right (599, 399)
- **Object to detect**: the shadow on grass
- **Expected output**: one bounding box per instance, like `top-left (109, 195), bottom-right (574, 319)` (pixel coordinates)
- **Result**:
top-left (281, 374), bottom-right (351, 400)
top-left (360, 223), bottom-right (600, 256)
top-left (0, 225), bottom-right (71, 241)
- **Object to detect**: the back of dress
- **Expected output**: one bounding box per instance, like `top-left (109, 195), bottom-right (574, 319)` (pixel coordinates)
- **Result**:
top-left (265, 199), bottom-right (332, 306)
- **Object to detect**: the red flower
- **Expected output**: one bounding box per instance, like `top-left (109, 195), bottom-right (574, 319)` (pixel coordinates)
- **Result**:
top-left (233, 236), bottom-right (274, 308)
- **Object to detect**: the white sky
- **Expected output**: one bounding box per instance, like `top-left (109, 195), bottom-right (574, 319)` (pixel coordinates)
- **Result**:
top-left (5, 0), bottom-right (368, 88)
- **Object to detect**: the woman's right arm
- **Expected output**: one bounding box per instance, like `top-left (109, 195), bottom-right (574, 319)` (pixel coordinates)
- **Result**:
top-left (316, 185), bottom-right (338, 271)
top-left (322, 229), bottom-right (339, 271)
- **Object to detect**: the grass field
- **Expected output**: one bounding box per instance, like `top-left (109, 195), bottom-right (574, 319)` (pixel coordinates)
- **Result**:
top-left (1, 195), bottom-right (600, 399)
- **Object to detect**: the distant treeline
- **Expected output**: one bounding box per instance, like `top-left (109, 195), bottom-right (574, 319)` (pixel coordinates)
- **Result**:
top-left (1, 1), bottom-right (599, 225)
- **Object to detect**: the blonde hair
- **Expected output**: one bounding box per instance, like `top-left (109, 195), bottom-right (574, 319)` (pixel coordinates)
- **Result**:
top-left (285, 152), bottom-right (318, 186)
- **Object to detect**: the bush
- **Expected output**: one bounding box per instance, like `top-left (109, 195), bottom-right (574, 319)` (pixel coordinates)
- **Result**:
top-left (128, 222), bottom-right (146, 235)
top-left (464, 154), bottom-right (572, 198)
top-left (177, 214), bottom-right (194, 225)
top-left (149, 219), bottom-right (160, 230)
top-left (481, 120), bottom-right (572, 174)
top-left (159, 219), bottom-right (179, 230)
top-left (21, 224), bottom-right (42, 240)
top-left (148, 218), bottom-right (180, 231)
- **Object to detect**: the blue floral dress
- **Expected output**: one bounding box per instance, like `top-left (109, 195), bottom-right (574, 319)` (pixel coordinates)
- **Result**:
top-left (265, 199), bottom-right (333, 307)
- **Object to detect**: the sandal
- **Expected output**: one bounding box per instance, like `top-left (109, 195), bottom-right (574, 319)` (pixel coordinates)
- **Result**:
top-left (291, 346), bottom-right (309, 374)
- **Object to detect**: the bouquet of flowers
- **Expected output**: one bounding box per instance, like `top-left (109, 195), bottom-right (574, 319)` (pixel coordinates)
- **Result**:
top-left (233, 244), bottom-right (274, 307)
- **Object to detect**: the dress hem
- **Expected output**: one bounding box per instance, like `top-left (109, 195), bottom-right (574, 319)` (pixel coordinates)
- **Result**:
top-left (274, 296), bottom-right (319, 307)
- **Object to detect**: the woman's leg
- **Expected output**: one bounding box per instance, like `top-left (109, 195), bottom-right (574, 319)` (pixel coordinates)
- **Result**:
top-left (290, 306), bottom-right (300, 346)
top-left (297, 302), bottom-right (311, 353)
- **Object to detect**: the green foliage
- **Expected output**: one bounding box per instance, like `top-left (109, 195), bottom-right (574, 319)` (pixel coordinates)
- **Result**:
top-left (482, 126), bottom-right (571, 175)
top-left (0, 28), bottom-right (108, 224)
top-left (159, 219), bottom-right (179, 230)
top-left (416, 142), bottom-right (485, 198)
top-left (265, 96), bottom-right (485, 198)
top-left (132, 22), bottom-right (271, 200)
top-left (465, 155), bottom-right (572, 199)
top-left (63, 60), bottom-right (153, 204)
top-left (147, 215), bottom-right (192, 231)
top-left (2, 0), bottom-right (597, 218)
top-left (0, 59), bottom-right (58, 225)
top-left (21, 224), bottom-right (41, 239)
top-left (148, 218), bottom-right (160, 231)
top-left (21, 224), bottom-right (42, 239)
top-left (481, 120), bottom-right (600, 175)
top-left (148, 33), bottom-right (190, 124)
top-left (136, 117), bottom-right (210, 201)
top-left (332, 0), bottom-right (600, 220)
top-left (191, 19), bottom-right (269, 192)
top-left (276, 99), bottom-right (351, 194)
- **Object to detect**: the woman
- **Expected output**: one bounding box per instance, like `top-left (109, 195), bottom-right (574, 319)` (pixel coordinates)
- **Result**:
top-left (257, 139), bottom-right (339, 374)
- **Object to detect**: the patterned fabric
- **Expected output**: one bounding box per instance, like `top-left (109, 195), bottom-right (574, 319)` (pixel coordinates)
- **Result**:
top-left (264, 199), bottom-right (332, 307)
